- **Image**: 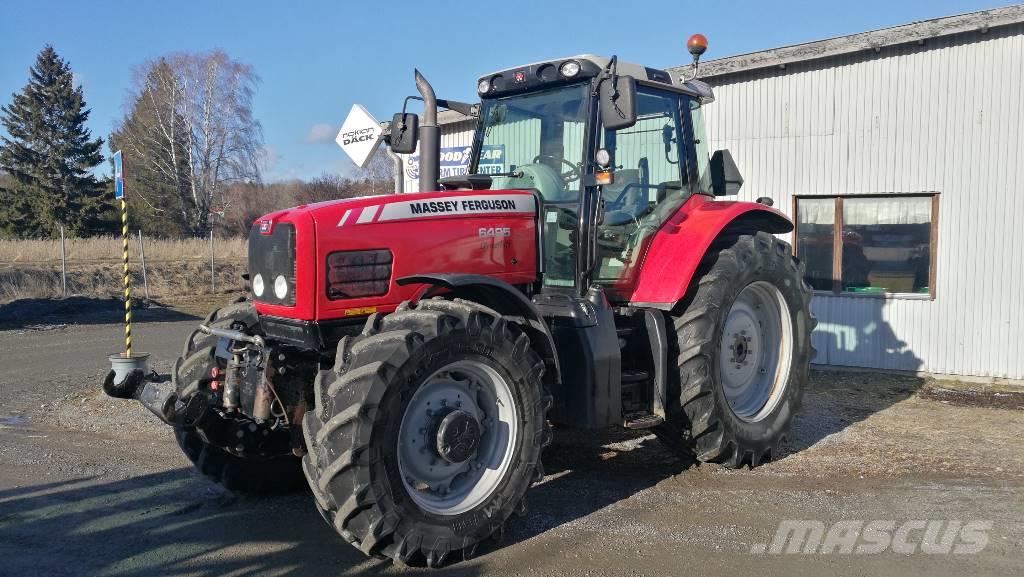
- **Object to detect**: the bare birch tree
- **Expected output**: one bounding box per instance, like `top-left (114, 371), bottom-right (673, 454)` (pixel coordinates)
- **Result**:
top-left (355, 150), bottom-right (395, 195)
top-left (112, 50), bottom-right (262, 235)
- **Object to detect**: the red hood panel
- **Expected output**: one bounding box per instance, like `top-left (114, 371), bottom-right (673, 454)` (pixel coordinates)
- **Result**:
top-left (252, 190), bottom-right (539, 322)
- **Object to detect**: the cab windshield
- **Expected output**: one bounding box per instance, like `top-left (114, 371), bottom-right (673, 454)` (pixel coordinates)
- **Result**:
top-left (473, 84), bottom-right (589, 203)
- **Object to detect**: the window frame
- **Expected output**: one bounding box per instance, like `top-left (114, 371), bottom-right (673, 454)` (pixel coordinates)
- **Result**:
top-left (792, 193), bottom-right (940, 300)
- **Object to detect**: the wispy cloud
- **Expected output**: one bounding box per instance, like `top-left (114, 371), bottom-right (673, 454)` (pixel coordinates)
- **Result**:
top-left (304, 123), bottom-right (335, 144)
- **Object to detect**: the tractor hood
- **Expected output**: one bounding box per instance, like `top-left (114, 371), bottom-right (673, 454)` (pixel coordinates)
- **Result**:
top-left (249, 190), bottom-right (539, 323)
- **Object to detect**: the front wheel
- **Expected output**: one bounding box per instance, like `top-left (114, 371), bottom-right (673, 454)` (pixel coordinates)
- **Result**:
top-left (655, 231), bottom-right (815, 468)
top-left (302, 298), bottom-right (551, 566)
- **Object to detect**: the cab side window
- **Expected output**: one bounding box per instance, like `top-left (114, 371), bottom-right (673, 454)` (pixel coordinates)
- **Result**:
top-left (688, 99), bottom-right (712, 194)
top-left (595, 88), bottom-right (687, 283)
top-left (599, 89), bottom-right (685, 220)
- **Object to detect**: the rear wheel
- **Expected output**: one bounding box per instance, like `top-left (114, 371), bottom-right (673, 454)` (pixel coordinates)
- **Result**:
top-left (655, 232), bottom-right (815, 467)
top-left (172, 298), bottom-right (304, 494)
top-left (302, 298), bottom-right (551, 566)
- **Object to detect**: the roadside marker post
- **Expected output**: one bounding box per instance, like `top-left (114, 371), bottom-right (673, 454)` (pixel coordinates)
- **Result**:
top-left (105, 151), bottom-right (149, 386)
top-left (114, 150), bottom-right (133, 357)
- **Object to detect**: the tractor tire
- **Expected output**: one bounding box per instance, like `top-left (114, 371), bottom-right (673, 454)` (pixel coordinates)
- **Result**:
top-left (302, 298), bottom-right (551, 567)
top-left (172, 297), bottom-right (304, 495)
top-left (655, 232), bottom-right (815, 468)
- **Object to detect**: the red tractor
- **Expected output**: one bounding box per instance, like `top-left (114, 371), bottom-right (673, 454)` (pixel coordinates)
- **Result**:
top-left (110, 40), bottom-right (814, 567)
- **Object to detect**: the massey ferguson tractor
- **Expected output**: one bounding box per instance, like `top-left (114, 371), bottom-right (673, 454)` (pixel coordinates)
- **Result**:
top-left (106, 36), bottom-right (814, 567)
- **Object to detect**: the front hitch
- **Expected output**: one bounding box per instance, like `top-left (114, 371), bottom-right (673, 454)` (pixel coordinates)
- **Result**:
top-left (102, 369), bottom-right (204, 427)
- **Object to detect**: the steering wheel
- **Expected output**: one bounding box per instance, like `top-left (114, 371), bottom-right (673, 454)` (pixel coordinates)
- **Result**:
top-left (532, 154), bottom-right (581, 184)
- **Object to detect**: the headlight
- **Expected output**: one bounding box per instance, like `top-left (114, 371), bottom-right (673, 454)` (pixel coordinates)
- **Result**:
top-left (477, 78), bottom-right (491, 95)
top-left (252, 273), bottom-right (265, 297)
top-left (559, 60), bottom-right (581, 78)
top-left (274, 275), bottom-right (288, 299)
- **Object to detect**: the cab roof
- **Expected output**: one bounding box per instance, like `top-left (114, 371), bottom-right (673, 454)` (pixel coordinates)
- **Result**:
top-left (477, 54), bottom-right (714, 104)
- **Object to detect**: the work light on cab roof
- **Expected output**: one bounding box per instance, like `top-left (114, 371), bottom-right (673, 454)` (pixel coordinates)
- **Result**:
top-left (687, 33), bottom-right (709, 56)
top-left (683, 33), bottom-right (709, 80)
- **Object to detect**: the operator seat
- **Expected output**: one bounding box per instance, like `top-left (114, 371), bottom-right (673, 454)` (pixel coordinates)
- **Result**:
top-left (601, 169), bottom-right (643, 226)
top-left (492, 163), bottom-right (572, 202)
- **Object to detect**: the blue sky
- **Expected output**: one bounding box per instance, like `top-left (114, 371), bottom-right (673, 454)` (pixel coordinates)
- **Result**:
top-left (0, 0), bottom-right (1012, 182)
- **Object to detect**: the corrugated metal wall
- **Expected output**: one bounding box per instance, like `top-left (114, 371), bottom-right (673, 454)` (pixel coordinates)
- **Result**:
top-left (401, 119), bottom-right (476, 193)
top-left (702, 24), bottom-right (1024, 378)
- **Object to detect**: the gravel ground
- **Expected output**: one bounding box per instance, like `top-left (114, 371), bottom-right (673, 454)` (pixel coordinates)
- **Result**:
top-left (0, 301), bottom-right (1022, 576)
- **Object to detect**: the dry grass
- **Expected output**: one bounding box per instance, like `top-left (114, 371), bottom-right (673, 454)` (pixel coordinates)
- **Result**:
top-left (0, 236), bottom-right (248, 303)
top-left (0, 235), bottom-right (247, 264)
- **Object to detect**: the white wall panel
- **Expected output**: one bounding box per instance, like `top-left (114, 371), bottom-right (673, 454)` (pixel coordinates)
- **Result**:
top-left (703, 24), bottom-right (1024, 378)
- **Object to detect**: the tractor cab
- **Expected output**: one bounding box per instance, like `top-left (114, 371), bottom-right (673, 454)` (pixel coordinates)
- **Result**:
top-left (389, 51), bottom-right (742, 301)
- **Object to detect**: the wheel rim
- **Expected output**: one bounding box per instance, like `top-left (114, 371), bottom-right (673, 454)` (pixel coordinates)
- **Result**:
top-left (397, 359), bottom-right (519, 515)
top-left (718, 281), bottom-right (793, 422)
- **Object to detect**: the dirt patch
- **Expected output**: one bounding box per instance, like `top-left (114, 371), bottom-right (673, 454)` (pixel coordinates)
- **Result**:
top-left (745, 369), bottom-right (1024, 480)
top-left (920, 385), bottom-right (1024, 410)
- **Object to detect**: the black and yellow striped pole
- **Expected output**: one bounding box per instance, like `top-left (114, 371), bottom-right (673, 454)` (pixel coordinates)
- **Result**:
top-left (104, 150), bottom-right (149, 393)
top-left (113, 150), bottom-right (132, 357)
top-left (121, 196), bottom-right (132, 356)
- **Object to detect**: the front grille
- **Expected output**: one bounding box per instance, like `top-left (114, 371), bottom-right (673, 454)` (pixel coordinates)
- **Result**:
top-left (249, 222), bottom-right (296, 306)
top-left (326, 249), bottom-right (392, 300)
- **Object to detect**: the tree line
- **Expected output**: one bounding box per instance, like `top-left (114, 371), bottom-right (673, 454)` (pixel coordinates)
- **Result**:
top-left (0, 46), bottom-right (391, 240)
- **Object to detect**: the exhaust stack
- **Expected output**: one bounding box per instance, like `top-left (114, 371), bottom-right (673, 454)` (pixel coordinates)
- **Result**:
top-left (414, 69), bottom-right (440, 192)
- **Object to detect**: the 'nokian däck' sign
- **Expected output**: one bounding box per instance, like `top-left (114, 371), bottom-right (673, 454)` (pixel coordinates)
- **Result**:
top-left (336, 104), bottom-right (383, 168)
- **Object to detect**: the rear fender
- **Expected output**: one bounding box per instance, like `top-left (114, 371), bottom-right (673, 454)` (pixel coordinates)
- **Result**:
top-left (628, 195), bottom-right (792, 309)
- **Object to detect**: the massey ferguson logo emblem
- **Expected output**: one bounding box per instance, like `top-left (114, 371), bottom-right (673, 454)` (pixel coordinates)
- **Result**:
top-left (258, 220), bottom-right (272, 234)
top-left (408, 198), bottom-right (518, 215)
top-left (339, 127), bottom-right (376, 145)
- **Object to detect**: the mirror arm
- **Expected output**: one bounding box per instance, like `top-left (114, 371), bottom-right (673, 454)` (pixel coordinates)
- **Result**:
top-left (403, 96), bottom-right (480, 118)
top-left (592, 55), bottom-right (619, 97)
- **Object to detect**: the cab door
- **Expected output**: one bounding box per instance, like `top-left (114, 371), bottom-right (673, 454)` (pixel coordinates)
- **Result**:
top-left (591, 87), bottom-right (690, 298)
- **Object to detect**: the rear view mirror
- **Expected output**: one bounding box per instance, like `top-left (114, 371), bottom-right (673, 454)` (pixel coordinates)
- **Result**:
top-left (710, 149), bottom-right (743, 196)
top-left (599, 75), bottom-right (637, 130)
top-left (389, 113), bottom-right (419, 154)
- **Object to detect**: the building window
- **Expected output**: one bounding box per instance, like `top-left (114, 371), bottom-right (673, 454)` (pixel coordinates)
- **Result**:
top-left (794, 194), bottom-right (938, 297)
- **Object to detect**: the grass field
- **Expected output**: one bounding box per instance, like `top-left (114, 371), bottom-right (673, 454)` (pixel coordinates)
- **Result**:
top-left (0, 236), bottom-right (248, 303)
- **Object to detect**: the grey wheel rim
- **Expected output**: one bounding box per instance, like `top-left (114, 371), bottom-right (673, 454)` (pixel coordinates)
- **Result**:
top-left (397, 359), bottom-right (519, 515)
top-left (719, 281), bottom-right (794, 422)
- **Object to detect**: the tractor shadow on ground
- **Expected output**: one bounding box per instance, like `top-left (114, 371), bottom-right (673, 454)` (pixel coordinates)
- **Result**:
top-left (0, 296), bottom-right (199, 330)
top-left (0, 441), bottom-right (689, 577)
top-left (0, 468), bottom-right (415, 577)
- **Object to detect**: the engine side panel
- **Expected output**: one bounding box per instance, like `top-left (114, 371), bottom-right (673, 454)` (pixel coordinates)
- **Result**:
top-left (628, 195), bottom-right (792, 308)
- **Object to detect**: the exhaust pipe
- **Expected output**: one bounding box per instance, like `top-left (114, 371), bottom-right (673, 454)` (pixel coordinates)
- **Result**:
top-left (414, 69), bottom-right (440, 192)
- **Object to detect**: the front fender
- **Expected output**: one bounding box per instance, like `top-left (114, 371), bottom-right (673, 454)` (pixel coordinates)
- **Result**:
top-left (628, 195), bottom-right (792, 309)
top-left (396, 273), bottom-right (561, 385)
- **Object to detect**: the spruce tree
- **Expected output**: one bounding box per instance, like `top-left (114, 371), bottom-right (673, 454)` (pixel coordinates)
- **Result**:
top-left (0, 45), bottom-right (107, 238)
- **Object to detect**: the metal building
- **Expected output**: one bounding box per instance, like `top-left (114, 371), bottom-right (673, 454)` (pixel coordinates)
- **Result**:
top-left (394, 5), bottom-right (1024, 380)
